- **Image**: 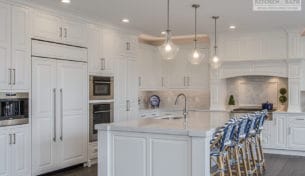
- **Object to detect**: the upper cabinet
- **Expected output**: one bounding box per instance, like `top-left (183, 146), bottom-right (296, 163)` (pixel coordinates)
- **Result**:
top-left (137, 44), bottom-right (209, 90)
top-left (218, 31), bottom-right (287, 61)
top-left (32, 10), bottom-right (87, 47)
top-left (88, 25), bottom-right (113, 75)
top-left (0, 3), bottom-right (30, 91)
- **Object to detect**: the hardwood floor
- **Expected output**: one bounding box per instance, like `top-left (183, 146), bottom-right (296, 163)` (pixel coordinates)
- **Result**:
top-left (43, 154), bottom-right (305, 176)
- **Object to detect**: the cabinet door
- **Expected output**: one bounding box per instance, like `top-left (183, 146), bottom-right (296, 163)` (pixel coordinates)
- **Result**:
top-left (57, 61), bottom-right (88, 168)
top-left (127, 59), bottom-right (138, 120)
top-left (261, 121), bottom-right (272, 148)
top-left (88, 26), bottom-right (113, 75)
top-left (62, 19), bottom-right (87, 47)
top-left (32, 11), bottom-right (62, 42)
top-left (137, 45), bottom-right (162, 89)
top-left (121, 34), bottom-right (137, 58)
top-left (186, 48), bottom-right (209, 89)
top-left (0, 3), bottom-right (11, 90)
top-left (0, 128), bottom-right (10, 176)
top-left (114, 58), bottom-right (128, 122)
top-left (167, 48), bottom-right (188, 89)
top-left (287, 116), bottom-right (305, 151)
top-left (11, 126), bottom-right (30, 176)
top-left (102, 29), bottom-right (121, 57)
top-left (31, 57), bottom-right (58, 175)
top-left (11, 6), bottom-right (30, 91)
top-left (272, 115), bottom-right (287, 149)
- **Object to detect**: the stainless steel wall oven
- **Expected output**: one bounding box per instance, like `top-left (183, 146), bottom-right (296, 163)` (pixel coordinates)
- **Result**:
top-left (89, 102), bottom-right (113, 142)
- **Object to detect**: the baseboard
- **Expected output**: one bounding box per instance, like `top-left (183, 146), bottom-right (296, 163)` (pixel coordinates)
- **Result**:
top-left (264, 148), bottom-right (305, 157)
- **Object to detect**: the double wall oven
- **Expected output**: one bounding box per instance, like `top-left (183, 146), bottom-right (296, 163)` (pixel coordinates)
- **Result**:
top-left (89, 76), bottom-right (114, 142)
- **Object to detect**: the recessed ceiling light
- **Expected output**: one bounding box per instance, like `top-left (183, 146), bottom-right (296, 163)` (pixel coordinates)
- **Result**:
top-left (121, 18), bottom-right (130, 23)
top-left (61, 0), bottom-right (71, 4)
top-left (229, 25), bottom-right (236, 30)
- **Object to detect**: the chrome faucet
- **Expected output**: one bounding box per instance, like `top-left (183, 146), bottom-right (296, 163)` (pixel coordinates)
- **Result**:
top-left (174, 93), bottom-right (188, 122)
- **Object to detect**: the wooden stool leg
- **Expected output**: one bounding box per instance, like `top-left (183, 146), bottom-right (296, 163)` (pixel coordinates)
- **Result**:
top-left (258, 136), bottom-right (266, 171)
top-left (235, 147), bottom-right (241, 176)
top-left (245, 142), bottom-right (252, 175)
top-left (219, 155), bottom-right (225, 176)
top-left (255, 136), bottom-right (263, 175)
top-left (241, 146), bottom-right (249, 175)
top-left (226, 153), bottom-right (233, 176)
top-left (249, 141), bottom-right (258, 176)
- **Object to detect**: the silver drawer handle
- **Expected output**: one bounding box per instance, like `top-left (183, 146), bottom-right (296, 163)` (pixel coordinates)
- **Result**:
top-left (295, 118), bottom-right (305, 121)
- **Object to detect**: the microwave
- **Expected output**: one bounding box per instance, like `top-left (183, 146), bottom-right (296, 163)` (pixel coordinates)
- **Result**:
top-left (89, 76), bottom-right (114, 100)
top-left (0, 93), bottom-right (29, 127)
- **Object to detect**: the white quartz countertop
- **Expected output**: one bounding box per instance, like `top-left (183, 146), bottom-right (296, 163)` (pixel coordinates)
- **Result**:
top-left (95, 111), bottom-right (230, 137)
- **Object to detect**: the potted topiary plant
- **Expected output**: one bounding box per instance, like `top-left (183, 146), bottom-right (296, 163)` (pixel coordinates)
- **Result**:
top-left (279, 88), bottom-right (287, 111)
top-left (228, 95), bottom-right (236, 110)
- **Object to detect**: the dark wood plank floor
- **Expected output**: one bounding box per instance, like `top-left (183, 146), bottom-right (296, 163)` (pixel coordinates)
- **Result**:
top-left (43, 154), bottom-right (305, 176)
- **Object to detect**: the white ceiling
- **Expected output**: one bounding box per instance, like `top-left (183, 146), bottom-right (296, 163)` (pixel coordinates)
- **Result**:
top-left (25, 0), bottom-right (305, 35)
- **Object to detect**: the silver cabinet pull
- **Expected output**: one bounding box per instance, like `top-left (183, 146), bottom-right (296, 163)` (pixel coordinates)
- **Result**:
top-left (9, 134), bottom-right (12, 144)
top-left (126, 100), bottom-right (130, 111)
top-left (295, 118), bottom-right (305, 121)
top-left (101, 58), bottom-right (106, 70)
top-left (53, 88), bottom-right (57, 142)
top-left (8, 69), bottom-right (12, 85)
top-left (60, 89), bottom-right (63, 141)
top-left (161, 77), bottom-right (164, 87)
top-left (138, 77), bottom-right (142, 87)
top-left (13, 69), bottom-right (16, 85)
top-left (64, 28), bottom-right (67, 38)
top-left (13, 134), bottom-right (16, 144)
top-left (59, 27), bottom-right (63, 38)
top-left (126, 42), bottom-right (131, 50)
top-left (187, 76), bottom-right (191, 86)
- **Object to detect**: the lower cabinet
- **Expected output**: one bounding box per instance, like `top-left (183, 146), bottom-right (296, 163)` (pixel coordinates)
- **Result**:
top-left (0, 125), bottom-right (30, 176)
top-left (287, 116), bottom-right (305, 151)
top-left (263, 113), bottom-right (305, 153)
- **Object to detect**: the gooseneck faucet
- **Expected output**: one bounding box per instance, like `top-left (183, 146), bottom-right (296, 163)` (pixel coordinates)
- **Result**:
top-left (174, 93), bottom-right (188, 122)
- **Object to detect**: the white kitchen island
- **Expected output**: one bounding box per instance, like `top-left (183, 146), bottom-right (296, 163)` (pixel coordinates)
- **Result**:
top-left (95, 111), bottom-right (230, 176)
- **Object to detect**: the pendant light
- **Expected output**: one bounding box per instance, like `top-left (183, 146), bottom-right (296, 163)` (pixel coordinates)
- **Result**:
top-left (212, 16), bottom-right (220, 64)
top-left (159, 0), bottom-right (179, 60)
top-left (188, 4), bottom-right (205, 65)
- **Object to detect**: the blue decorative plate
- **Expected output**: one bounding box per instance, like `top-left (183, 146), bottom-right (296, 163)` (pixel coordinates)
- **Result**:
top-left (149, 95), bottom-right (160, 108)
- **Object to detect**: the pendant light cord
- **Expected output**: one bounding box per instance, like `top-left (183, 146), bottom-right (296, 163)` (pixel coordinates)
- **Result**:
top-left (166, 0), bottom-right (170, 41)
top-left (212, 16), bottom-right (219, 56)
top-left (194, 6), bottom-right (197, 48)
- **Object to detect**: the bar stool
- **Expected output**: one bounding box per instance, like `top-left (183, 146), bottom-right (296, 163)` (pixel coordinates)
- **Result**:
top-left (210, 122), bottom-right (237, 176)
top-left (229, 116), bottom-right (251, 176)
top-left (245, 114), bottom-right (260, 176)
top-left (254, 110), bottom-right (268, 175)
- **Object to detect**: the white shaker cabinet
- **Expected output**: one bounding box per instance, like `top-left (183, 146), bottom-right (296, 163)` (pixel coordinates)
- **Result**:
top-left (287, 116), bottom-right (305, 151)
top-left (32, 57), bottom-right (88, 175)
top-left (272, 114), bottom-right (287, 149)
top-left (114, 57), bottom-right (139, 122)
top-left (0, 3), bottom-right (11, 91)
top-left (137, 44), bottom-right (163, 90)
top-left (88, 25), bottom-right (113, 75)
top-left (0, 125), bottom-right (30, 176)
top-left (0, 3), bottom-right (30, 91)
top-left (32, 11), bottom-right (87, 47)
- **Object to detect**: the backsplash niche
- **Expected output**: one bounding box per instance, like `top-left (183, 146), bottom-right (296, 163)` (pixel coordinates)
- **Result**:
top-left (226, 76), bottom-right (288, 111)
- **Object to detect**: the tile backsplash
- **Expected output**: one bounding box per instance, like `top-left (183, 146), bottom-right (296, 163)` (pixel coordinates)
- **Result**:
top-left (226, 76), bottom-right (288, 111)
top-left (139, 90), bottom-right (210, 110)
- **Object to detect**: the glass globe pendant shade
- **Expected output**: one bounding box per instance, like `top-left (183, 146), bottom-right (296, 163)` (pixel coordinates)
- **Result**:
top-left (159, 38), bottom-right (179, 60)
top-left (188, 48), bottom-right (205, 65)
top-left (212, 55), bottom-right (219, 63)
